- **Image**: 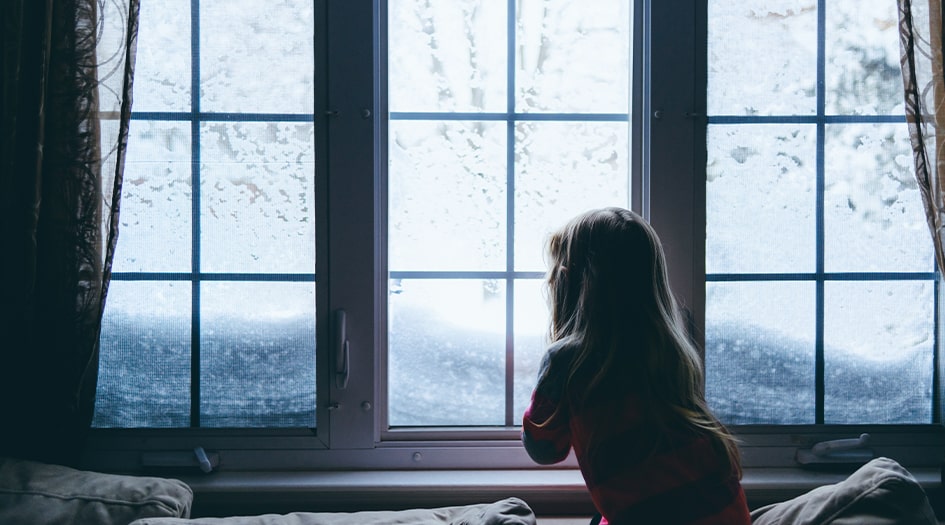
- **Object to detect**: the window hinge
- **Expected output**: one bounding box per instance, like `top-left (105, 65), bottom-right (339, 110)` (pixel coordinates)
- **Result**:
top-left (795, 433), bottom-right (874, 466)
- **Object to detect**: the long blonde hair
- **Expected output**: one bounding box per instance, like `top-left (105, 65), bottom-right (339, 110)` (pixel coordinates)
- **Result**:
top-left (545, 207), bottom-right (740, 476)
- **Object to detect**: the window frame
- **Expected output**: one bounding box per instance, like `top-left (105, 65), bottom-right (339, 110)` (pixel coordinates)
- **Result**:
top-left (84, 0), bottom-right (945, 476)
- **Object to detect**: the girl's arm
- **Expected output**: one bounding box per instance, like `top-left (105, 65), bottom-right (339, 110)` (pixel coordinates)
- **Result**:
top-left (521, 344), bottom-right (572, 464)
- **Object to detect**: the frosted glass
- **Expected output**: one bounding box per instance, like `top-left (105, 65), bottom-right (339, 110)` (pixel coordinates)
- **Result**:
top-left (825, 1), bottom-right (903, 115)
top-left (200, 282), bottom-right (316, 428)
top-left (824, 124), bottom-right (932, 272)
top-left (706, 124), bottom-right (816, 273)
top-left (200, 0), bottom-right (314, 113)
top-left (128, 0), bottom-right (191, 112)
top-left (706, 282), bottom-right (816, 424)
top-left (389, 0), bottom-right (506, 112)
top-left (389, 279), bottom-right (506, 426)
top-left (516, 0), bottom-right (631, 113)
top-left (112, 121), bottom-right (192, 273)
top-left (824, 281), bottom-right (933, 423)
top-left (513, 279), bottom-right (549, 422)
top-left (514, 122), bottom-right (630, 271)
top-left (708, 2), bottom-right (817, 115)
top-left (389, 121), bottom-right (507, 271)
top-left (200, 122), bottom-right (315, 273)
top-left (94, 281), bottom-right (191, 428)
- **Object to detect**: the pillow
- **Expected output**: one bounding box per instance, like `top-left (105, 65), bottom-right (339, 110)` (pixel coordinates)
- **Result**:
top-left (0, 456), bottom-right (193, 525)
top-left (750, 457), bottom-right (937, 525)
top-left (128, 497), bottom-right (536, 525)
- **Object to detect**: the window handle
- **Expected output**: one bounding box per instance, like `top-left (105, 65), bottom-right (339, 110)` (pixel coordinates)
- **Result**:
top-left (140, 447), bottom-right (218, 473)
top-left (333, 309), bottom-right (350, 389)
top-left (796, 433), bottom-right (873, 466)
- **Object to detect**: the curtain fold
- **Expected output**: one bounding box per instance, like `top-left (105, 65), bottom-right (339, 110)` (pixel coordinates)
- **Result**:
top-left (0, 0), bottom-right (137, 466)
top-left (899, 0), bottom-right (945, 273)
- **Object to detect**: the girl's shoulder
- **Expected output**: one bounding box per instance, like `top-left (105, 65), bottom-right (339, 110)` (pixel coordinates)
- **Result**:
top-left (541, 337), bottom-right (580, 371)
top-left (535, 338), bottom-right (581, 397)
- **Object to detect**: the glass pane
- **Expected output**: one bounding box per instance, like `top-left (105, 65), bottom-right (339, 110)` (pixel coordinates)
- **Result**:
top-left (516, 0), bottom-right (631, 113)
top-left (200, 282), bottom-right (316, 428)
top-left (131, 0), bottom-right (191, 112)
top-left (825, 1), bottom-right (903, 115)
top-left (824, 281), bottom-right (933, 423)
top-left (389, 0), bottom-right (507, 113)
top-left (200, 0), bottom-right (314, 113)
top-left (824, 123), bottom-right (931, 272)
top-left (389, 279), bottom-right (505, 426)
top-left (514, 121), bottom-right (630, 271)
top-left (707, 2), bottom-right (817, 116)
top-left (706, 124), bottom-right (816, 274)
top-left (94, 282), bottom-right (190, 428)
top-left (112, 121), bottom-right (192, 273)
top-left (706, 282), bottom-right (816, 424)
top-left (387, 1), bottom-right (634, 429)
top-left (200, 122), bottom-right (316, 273)
top-left (513, 279), bottom-right (549, 422)
top-left (389, 120), bottom-right (507, 271)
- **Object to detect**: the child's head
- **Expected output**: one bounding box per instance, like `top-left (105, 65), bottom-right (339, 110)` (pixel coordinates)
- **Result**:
top-left (545, 206), bottom-right (675, 345)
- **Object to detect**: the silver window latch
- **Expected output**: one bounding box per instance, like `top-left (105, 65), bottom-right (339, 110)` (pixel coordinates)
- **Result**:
top-left (795, 433), bottom-right (874, 466)
top-left (141, 446), bottom-right (217, 473)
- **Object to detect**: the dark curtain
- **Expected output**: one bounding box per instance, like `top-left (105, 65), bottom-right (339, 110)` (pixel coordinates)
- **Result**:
top-left (0, 0), bottom-right (137, 466)
top-left (899, 0), bottom-right (945, 273)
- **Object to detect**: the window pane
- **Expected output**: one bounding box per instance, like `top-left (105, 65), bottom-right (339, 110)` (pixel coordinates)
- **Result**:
top-left (389, 120), bottom-right (507, 272)
top-left (514, 121), bottom-right (630, 272)
top-left (824, 123), bottom-right (931, 272)
top-left (707, 0), bottom-right (936, 428)
top-left (516, 0), bottom-right (631, 113)
top-left (706, 124), bottom-right (816, 274)
top-left (200, 122), bottom-right (316, 273)
top-left (824, 281), bottom-right (934, 423)
top-left (199, 0), bottom-right (314, 113)
top-left (100, 1), bottom-right (317, 430)
top-left (387, 2), bottom-right (632, 428)
top-left (388, 279), bottom-right (506, 426)
top-left (94, 282), bottom-right (191, 428)
top-left (389, 0), bottom-right (507, 113)
top-left (707, 2), bottom-right (817, 116)
top-left (706, 282), bottom-right (816, 424)
top-left (513, 279), bottom-right (548, 422)
top-left (112, 121), bottom-right (192, 273)
top-left (200, 282), bottom-right (316, 428)
top-left (132, 0), bottom-right (191, 112)
top-left (825, 1), bottom-right (903, 116)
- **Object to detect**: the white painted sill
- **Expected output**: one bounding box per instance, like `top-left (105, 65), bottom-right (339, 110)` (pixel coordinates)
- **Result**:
top-left (176, 467), bottom-right (943, 519)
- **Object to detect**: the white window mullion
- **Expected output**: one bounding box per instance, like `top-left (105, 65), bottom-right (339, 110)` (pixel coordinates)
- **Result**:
top-left (645, 0), bottom-right (703, 340)
top-left (323, 0), bottom-right (383, 450)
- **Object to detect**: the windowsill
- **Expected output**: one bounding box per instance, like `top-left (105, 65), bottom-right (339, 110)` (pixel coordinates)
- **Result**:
top-left (177, 466), bottom-right (943, 518)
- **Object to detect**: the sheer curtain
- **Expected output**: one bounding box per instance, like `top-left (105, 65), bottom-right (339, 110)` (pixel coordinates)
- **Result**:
top-left (899, 0), bottom-right (945, 272)
top-left (0, 0), bottom-right (138, 465)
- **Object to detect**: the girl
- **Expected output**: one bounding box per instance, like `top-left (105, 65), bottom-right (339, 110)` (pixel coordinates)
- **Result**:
top-left (522, 207), bottom-right (750, 525)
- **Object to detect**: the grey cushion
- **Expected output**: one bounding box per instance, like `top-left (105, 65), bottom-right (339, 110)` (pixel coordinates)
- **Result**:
top-left (0, 457), bottom-right (193, 525)
top-left (128, 497), bottom-right (536, 525)
top-left (750, 457), bottom-right (937, 525)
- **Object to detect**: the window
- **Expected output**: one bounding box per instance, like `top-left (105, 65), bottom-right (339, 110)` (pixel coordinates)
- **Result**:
top-left (89, 0), bottom-right (944, 473)
top-left (703, 1), bottom-right (937, 426)
top-left (94, 0), bottom-right (317, 429)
